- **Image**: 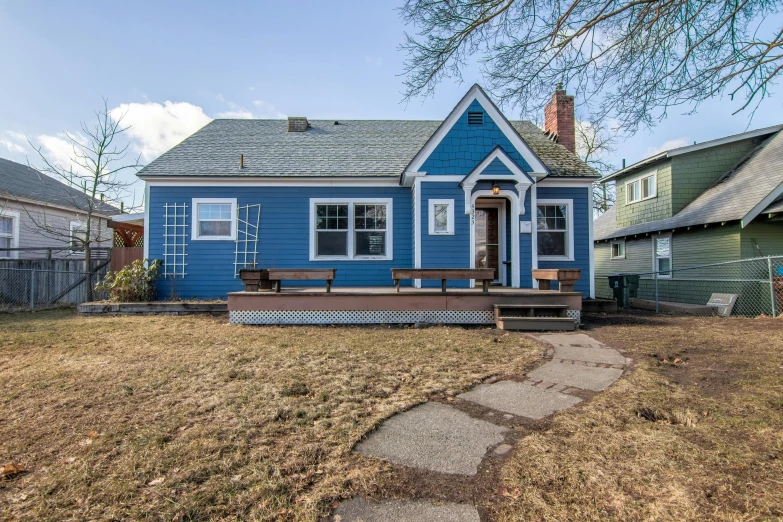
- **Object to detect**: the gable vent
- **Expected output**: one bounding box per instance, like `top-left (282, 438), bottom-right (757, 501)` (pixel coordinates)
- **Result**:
top-left (468, 111), bottom-right (484, 125)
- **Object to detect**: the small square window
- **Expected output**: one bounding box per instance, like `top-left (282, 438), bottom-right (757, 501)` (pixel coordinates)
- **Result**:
top-left (428, 199), bottom-right (454, 235)
top-left (611, 240), bottom-right (625, 259)
top-left (192, 198), bottom-right (237, 240)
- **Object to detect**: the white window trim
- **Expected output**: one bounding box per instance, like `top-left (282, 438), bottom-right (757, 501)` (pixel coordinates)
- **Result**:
top-left (653, 232), bottom-right (673, 278)
top-left (69, 220), bottom-right (86, 254)
top-left (309, 198), bottom-right (394, 261)
top-left (610, 239), bottom-right (626, 260)
top-left (191, 198), bottom-right (237, 241)
top-left (428, 199), bottom-right (454, 235)
top-left (0, 210), bottom-right (20, 259)
top-left (537, 199), bottom-right (574, 261)
top-left (625, 173), bottom-right (657, 204)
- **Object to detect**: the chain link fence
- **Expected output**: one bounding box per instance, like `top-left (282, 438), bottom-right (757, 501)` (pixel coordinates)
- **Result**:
top-left (0, 266), bottom-right (109, 312)
top-left (596, 256), bottom-right (783, 317)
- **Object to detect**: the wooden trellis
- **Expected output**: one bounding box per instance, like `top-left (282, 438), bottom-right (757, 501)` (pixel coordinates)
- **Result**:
top-left (234, 204), bottom-right (261, 276)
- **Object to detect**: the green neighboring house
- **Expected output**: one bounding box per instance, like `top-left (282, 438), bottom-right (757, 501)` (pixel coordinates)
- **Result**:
top-left (593, 124), bottom-right (783, 303)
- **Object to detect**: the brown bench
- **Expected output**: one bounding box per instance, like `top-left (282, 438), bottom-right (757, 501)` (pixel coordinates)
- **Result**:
top-left (531, 269), bottom-right (581, 292)
top-left (391, 268), bottom-right (496, 293)
top-left (267, 268), bottom-right (336, 293)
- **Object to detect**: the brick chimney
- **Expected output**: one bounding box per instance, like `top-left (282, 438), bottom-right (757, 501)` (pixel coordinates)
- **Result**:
top-left (544, 83), bottom-right (575, 153)
top-left (287, 116), bottom-right (309, 132)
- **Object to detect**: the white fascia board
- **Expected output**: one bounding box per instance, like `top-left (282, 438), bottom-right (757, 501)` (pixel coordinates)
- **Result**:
top-left (142, 176), bottom-right (401, 187)
top-left (741, 180), bottom-right (783, 228)
top-left (143, 183), bottom-right (150, 260)
top-left (536, 178), bottom-right (596, 187)
top-left (461, 147), bottom-right (535, 186)
top-left (402, 84), bottom-right (549, 185)
top-left (667, 124), bottom-right (783, 158)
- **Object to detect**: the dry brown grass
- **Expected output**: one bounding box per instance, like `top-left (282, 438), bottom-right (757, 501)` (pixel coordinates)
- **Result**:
top-left (0, 310), bottom-right (542, 521)
top-left (490, 313), bottom-right (783, 521)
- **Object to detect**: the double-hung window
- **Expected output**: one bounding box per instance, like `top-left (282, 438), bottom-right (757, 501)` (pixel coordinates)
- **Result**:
top-left (626, 174), bottom-right (656, 204)
top-left (192, 198), bottom-right (237, 240)
top-left (654, 234), bottom-right (672, 277)
top-left (0, 210), bottom-right (19, 259)
top-left (537, 200), bottom-right (573, 260)
top-left (311, 199), bottom-right (392, 260)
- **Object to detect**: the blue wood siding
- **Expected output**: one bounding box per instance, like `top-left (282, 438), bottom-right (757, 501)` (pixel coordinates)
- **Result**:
top-left (536, 186), bottom-right (591, 295)
top-left (148, 185), bottom-right (412, 299)
top-left (481, 157), bottom-right (513, 176)
top-left (420, 181), bottom-right (470, 287)
top-left (420, 100), bottom-right (533, 175)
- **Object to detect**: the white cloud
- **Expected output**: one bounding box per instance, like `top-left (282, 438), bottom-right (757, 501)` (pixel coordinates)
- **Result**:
top-left (645, 138), bottom-right (691, 157)
top-left (0, 130), bottom-right (28, 154)
top-left (34, 132), bottom-right (92, 174)
top-left (252, 100), bottom-right (286, 118)
top-left (110, 101), bottom-right (213, 161)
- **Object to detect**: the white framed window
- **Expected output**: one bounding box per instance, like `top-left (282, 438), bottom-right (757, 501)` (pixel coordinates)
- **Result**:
top-left (70, 220), bottom-right (87, 253)
top-left (626, 174), bottom-right (656, 204)
top-left (537, 199), bottom-right (574, 261)
top-left (653, 233), bottom-right (672, 277)
top-left (191, 198), bottom-right (237, 240)
top-left (0, 210), bottom-right (20, 259)
top-left (428, 199), bottom-right (454, 235)
top-left (309, 198), bottom-right (393, 260)
top-left (611, 239), bottom-right (626, 259)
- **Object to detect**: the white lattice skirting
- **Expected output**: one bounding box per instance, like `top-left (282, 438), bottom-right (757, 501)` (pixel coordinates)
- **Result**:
top-left (567, 310), bottom-right (581, 323)
top-left (230, 310), bottom-right (496, 325)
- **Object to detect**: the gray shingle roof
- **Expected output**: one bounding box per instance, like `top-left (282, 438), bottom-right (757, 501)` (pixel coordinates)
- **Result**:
top-left (764, 196), bottom-right (783, 214)
top-left (137, 118), bottom-right (598, 179)
top-left (594, 130), bottom-right (783, 240)
top-left (0, 157), bottom-right (121, 215)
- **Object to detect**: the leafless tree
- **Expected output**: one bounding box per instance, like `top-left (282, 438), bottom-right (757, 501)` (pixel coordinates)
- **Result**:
top-left (400, 0), bottom-right (783, 132)
top-left (575, 119), bottom-right (617, 214)
top-left (25, 100), bottom-right (142, 294)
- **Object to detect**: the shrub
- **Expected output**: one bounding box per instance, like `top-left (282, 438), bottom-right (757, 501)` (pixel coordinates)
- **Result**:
top-left (96, 259), bottom-right (161, 302)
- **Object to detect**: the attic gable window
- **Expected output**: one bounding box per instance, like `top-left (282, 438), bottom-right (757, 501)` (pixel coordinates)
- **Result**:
top-left (467, 111), bottom-right (484, 125)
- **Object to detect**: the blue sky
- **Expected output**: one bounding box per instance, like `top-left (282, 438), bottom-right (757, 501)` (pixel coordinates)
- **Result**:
top-left (1, 1), bottom-right (781, 206)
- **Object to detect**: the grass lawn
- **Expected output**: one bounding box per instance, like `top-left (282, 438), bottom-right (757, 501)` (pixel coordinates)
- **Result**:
top-left (0, 310), bottom-right (542, 521)
top-left (491, 313), bottom-right (783, 521)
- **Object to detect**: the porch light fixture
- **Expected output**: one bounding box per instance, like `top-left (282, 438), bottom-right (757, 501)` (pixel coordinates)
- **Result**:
top-left (492, 182), bottom-right (500, 195)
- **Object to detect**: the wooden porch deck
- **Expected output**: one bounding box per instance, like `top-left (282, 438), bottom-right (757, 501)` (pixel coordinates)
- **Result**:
top-left (227, 286), bottom-right (582, 326)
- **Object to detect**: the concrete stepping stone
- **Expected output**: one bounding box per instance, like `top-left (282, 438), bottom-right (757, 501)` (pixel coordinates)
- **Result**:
top-left (538, 333), bottom-right (607, 349)
top-left (527, 361), bottom-right (623, 392)
top-left (354, 402), bottom-right (507, 475)
top-left (552, 345), bottom-right (626, 365)
top-left (458, 380), bottom-right (582, 420)
top-left (331, 497), bottom-right (480, 522)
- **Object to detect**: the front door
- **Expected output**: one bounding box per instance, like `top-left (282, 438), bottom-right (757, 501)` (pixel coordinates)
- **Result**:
top-left (474, 207), bottom-right (500, 282)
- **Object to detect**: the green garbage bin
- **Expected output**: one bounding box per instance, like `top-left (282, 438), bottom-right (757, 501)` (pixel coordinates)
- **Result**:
top-left (607, 274), bottom-right (628, 308)
top-left (625, 275), bottom-right (640, 299)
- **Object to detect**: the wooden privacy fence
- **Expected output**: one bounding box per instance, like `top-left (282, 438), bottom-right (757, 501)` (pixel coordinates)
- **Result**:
top-left (0, 259), bottom-right (110, 312)
top-left (110, 247), bottom-right (143, 272)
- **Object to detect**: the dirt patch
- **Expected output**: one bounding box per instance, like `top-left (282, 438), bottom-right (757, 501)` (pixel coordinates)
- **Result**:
top-left (490, 312), bottom-right (783, 521)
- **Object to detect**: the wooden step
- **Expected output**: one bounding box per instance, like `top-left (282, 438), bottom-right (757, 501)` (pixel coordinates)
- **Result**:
top-left (493, 304), bottom-right (568, 309)
top-left (494, 303), bottom-right (569, 318)
top-left (495, 316), bottom-right (576, 331)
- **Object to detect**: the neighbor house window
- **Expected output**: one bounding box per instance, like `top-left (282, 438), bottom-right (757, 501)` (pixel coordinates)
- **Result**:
top-left (311, 199), bottom-right (393, 260)
top-left (70, 221), bottom-right (87, 253)
top-left (611, 240), bottom-right (626, 259)
top-left (537, 200), bottom-right (573, 260)
top-left (192, 198), bottom-right (237, 240)
top-left (654, 235), bottom-right (672, 277)
top-left (428, 199), bottom-right (454, 235)
top-left (626, 174), bottom-right (656, 204)
top-left (0, 210), bottom-right (19, 259)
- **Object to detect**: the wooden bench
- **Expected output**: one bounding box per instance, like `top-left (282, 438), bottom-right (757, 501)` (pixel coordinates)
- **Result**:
top-left (531, 269), bottom-right (581, 292)
top-left (391, 268), bottom-right (496, 293)
top-left (267, 268), bottom-right (336, 293)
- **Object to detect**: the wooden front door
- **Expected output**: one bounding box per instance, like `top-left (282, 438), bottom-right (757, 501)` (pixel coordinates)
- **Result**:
top-left (474, 207), bottom-right (499, 281)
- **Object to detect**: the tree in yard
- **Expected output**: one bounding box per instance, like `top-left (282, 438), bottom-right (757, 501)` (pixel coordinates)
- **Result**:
top-left (26, 100), bottom-right (142, 294)
top-left (575, 119), bottom-right (617, 215)
top-left (399, 0), bottom-right (783, 133)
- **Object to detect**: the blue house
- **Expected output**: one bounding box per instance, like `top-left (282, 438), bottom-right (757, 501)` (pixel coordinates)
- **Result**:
top-left (138, 85), bottom-right (598, 303)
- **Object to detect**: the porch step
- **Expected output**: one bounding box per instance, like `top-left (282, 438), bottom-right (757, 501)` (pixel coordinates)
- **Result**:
top-left (494, 316), bottom-right (576, 331)
top-left (493, 304), bottom-right (569, 318)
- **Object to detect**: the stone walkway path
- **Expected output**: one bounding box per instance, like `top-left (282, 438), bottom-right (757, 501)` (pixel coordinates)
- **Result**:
top-left (330, 333), bottom-right (630, 522)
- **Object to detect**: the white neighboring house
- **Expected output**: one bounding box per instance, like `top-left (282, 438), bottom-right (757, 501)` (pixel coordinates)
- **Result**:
top-left (0, 157), bottom-right (120, 260)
